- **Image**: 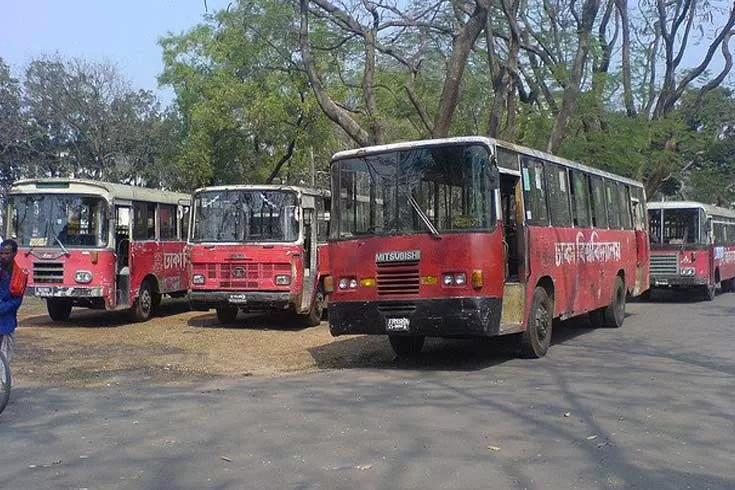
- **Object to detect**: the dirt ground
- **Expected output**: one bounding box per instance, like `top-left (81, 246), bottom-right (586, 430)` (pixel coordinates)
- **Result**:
top-left (12, 296), bottom-right (394, 388)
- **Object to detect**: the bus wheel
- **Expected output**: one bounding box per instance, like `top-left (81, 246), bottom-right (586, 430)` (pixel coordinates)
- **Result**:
top-left (519, 286), bottom-right (552, 358)
top-left (600, 276), bottom-right (626, 328)
top-left (703, 283), bottom-right (716, 301)
top-left (389, 335), bottom-right (425, 357)
top-left (47, 299), bottom-right (72, 321)
top-left (304, 288), bottom-right (326, 327)
top-left (216, 306), bottom-right (238, 324)
top-left (130, 281), bottom-right (154, 322)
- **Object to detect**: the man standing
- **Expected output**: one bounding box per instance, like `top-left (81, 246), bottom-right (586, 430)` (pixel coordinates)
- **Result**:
top-left (0, 239), bottom-right (27, 364)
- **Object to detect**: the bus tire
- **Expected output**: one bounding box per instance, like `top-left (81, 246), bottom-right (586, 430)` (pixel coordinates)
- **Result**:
top-left (520, 286), bottom-right (552, 358)
top-left (130, 281), bottom-right (154, 322)
top-left (47, 299), bottom-right (72, 321)
top-left (389, 335), bottom-right (425, 357)
top-left (601, 276), bottom-right (626, 328)
top-left (703, 283), bottom-right (716, 301)
top-left (216, 306), bottom-right (238, 324)
top-left (304, 287), bottom-right (326, 327)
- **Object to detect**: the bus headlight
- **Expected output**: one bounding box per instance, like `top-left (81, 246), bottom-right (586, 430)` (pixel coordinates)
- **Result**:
top-left (74, 270), bottom-right (93, 284)
top-left (680, 267), bottom-right (696, 276)
top-left (338, 277), bottom-right (358, 290)
top-left (192, 274), bottom-right (206, 285)
top-left (442, 272), bottom-right (467, 286)
top-left (275, 274), bottom-right (291, 286)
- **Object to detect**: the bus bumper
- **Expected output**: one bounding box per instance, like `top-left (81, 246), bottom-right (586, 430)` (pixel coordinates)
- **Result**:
top-left (650, 276), bottom-right (709, 288)
top-left (29, 286), bottom-right (105, 298)
top-left (329, 297), bottom-right (503, 337)
top-left (188, 290), bottom-right (294, 311)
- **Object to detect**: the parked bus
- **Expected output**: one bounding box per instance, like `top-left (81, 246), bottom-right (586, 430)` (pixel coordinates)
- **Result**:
top-left (647, 201), bottom-right (735, 300)
top-left (5, 178), bottom-right (191, 322)
top-left (325, 137), bottom-right (649, 358)
top-left (187, 185), bottom-right (330, 326)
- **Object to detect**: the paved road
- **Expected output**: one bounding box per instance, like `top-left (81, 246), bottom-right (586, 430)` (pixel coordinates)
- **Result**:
top-left (2, 290), bottom-right (734, 489)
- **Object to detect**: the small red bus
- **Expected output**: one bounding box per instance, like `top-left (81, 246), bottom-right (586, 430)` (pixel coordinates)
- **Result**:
top-left (187, 185), bottom-right (330, 326)
top-left (647, 201), bottom-right (735, 300)
top-left (6, 178), bottom-right (191, 321)
top-left (325, 137), bottom-right (649, 357)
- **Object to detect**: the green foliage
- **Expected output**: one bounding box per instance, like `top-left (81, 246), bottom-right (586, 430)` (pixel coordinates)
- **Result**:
top-left (159, 0), bottom-right (335, 189)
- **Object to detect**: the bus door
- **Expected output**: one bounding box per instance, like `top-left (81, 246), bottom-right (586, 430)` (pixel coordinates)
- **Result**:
top-left (631, 196), bottom-right (649, 294)
top-left (299, 195), bottom-right (319, 313)
top-left (500, 172), bottom-right (526, 326)
top-left (114, 203), bottom-right (133, 307)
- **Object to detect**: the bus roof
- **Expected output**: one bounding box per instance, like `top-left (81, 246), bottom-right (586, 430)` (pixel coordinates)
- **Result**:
top-left (330, 136), bottom-right (645, 189)
top-left (8, 178), bottom-right (191, 205)
top-left (646, 200), bottom-right (735, 219)
top-left (193, 184), bottom-right (330, 198)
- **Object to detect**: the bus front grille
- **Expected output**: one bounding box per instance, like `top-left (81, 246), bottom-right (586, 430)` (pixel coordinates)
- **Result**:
top-left (377, 261), bottom-right (420, 296)
top-left (33, 262), bottom-right (64, 284)
top-left (191, 262), bottom-right (291, 289)
top-left (650, 254), bottom-right (679, 275)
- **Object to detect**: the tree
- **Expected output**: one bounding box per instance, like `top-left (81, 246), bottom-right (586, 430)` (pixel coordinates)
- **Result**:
top-left (160, 1), bottom-right (334, 189)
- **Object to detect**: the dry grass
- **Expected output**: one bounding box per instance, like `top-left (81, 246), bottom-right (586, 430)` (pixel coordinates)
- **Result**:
top-left (13, 297), bottom-right (391, 388)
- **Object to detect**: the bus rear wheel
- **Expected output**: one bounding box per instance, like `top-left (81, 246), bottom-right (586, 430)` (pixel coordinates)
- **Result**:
top-left (130, 281), bottom-right (154, 322)
top-left (47, 299), bottom-right (72, 321)
top-left (599, 276), bottom-right (626, 328)
top-left (216, 306), bottom-right (238, 324)
top-left (389, 335), bottom-right (425, 357)
top-left (519, 286), bottom-right (552, 358)
top-left (303, 288), bottom-right (326, 327)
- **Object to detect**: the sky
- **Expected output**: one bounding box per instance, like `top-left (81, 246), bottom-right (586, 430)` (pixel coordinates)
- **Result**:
top-left (0, 0), bottom-right (231, 104)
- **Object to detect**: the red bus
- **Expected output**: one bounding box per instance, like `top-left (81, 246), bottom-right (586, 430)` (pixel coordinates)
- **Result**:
top-left (325, 137), bottom-right (649, 358)
top-left (6, 178), bottom-right (191, 322)
top-left (187, 185), bottom-right (330, 326)
top-left (647, 201), bottom-right (735, 300)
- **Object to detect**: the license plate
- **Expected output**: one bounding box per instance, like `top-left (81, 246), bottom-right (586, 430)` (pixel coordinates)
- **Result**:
top-left (35, 287), bottom-right (52, 296)
top-left (228, 293), bottom-right (248, 304)
top-left (386, 317), bottom-right (410, 332)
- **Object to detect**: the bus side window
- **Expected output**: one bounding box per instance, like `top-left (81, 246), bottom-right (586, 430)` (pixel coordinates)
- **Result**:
top-left (521, 157), bottom-right (548, 225)
top-left (179, 205), bottom-right (190, 241)
top-left (604, 180), bottom-right (621, 229)
top-left (159, 204), bottom-right (177, 241)
top-left (544, 162), bottom-right (571, 227)
top-left (570, 170), bottom-right (591, 228)
top-left (133, 201), bottom-right (156, 241)
top-left (617, 183), bottom-right (633, 230)
top-left (589, 176), bottom-right (608, 229)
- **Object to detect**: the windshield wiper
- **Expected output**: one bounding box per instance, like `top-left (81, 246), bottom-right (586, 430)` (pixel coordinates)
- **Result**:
top-left (55, 235), bottom-right (72, 257)
top-left (407, 194), bottom-right (441, 240)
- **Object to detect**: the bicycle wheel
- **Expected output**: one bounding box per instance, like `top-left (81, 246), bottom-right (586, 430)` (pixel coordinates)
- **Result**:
top-left (0, 351), bottom-right (10, 414)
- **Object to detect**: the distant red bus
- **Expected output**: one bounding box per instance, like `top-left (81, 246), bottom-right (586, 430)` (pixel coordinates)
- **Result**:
top-left (326, 137), bottom-right (649, 357)
top-left (6, 178), bottom-right (191, 321)
top-left (187, 185), bottom-right (330, 326)
top-left (647, 201), bottom-right (735, 300)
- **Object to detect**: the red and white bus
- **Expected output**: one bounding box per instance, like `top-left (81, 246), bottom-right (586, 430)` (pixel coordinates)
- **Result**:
top-left (187, 185), bottom-right (330, 326)
top-left (325, 137), bottom-right (649, 358)
top-left (647, 201), bottom-right (735, 300)
top-left (5, 178), bottom-right (191, 322)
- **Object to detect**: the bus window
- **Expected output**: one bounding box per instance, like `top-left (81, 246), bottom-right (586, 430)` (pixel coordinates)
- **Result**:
top-left (179, 205), bottom-right (190, 241)
top-left (159, 204), bottom-right (177, 241)
top-left (544, 163), bottom-right (571, 227)
top-left (570, 170), bottom-right (591, 228)
top-left (521, 157), bottom-right (548, 225)
top-left (616, 184), bottom-right (633, 230)
top-left (589, 176), bottom-right (608, 228)
top-left (133, 201), bottom-right (156, 240)
top-left (604, 180), bottom-right (621, 229)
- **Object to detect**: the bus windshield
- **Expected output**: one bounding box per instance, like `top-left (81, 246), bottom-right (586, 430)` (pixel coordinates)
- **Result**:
top-left (8, 194), bottom-right (109, 248)
top-left (330, 142), bottom-right (497, 239)
top-left (648, 208), bottom-right (702, 245)
top-left (192, 189), bottom-right (300, 243)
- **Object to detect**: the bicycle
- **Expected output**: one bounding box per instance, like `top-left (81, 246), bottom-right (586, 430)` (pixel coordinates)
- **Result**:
top-left (0, 350), bottom-right (10, 414)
